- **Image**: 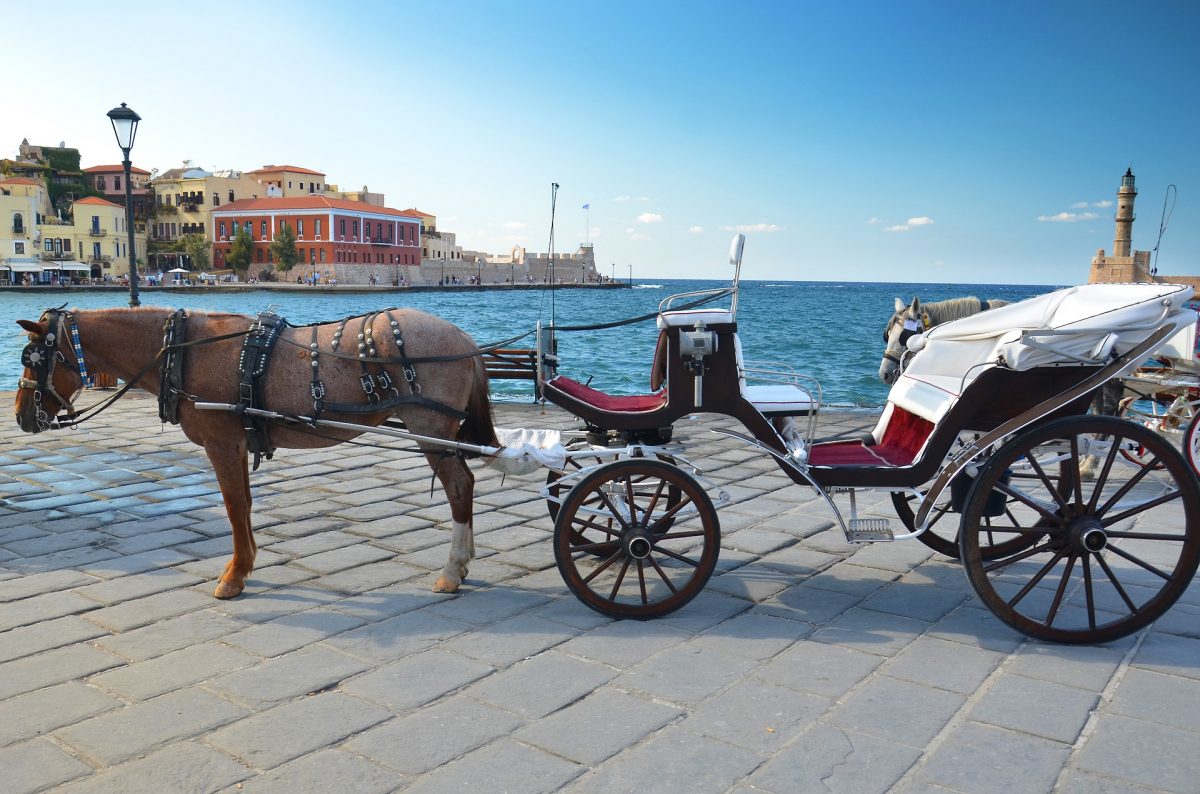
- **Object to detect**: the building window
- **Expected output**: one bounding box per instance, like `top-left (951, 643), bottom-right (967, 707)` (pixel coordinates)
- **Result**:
top-left (12, 213), bottom-right (23, 234)
top-left (96, 176), bottom-right (106, 190)
top-left (339, 219), bottom-right (346, 238)
top-left (212, 193), bottom-right (219, 206)
top-left (63, 239), bottom-right (71, 252)
top-left (14, 242), bottom-right (24, 255)
top-left (229, 190), bottom-right (234, 202)
top-left (288, 181), bottom-right (293, 189)
top-left (261, 220), bottom-right (267, 239)
top-left (299, 182), bottom-right (304, 191)
top-left (219, 221), bottom-right (227, 238)
top-left (113, 176), bottom-right (121, 191)
top-left (256, 247), bottom-right (263, 263)
top-left (376, 223), bottom-right (382, 241)
top-left (297, 219), bottom-right (304, 238)
top-left (319, 248), bottom-right (326, 262)
top-left (352, 220), bottom-right (358, 238)
top-left (315, 219), bottom-right (321, 237)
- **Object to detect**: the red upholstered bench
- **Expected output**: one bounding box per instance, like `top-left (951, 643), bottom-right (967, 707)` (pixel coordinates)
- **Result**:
top-left (809, 406), bottom-right (933, 468)
top-left (544, 376), bottom-right (669, 414)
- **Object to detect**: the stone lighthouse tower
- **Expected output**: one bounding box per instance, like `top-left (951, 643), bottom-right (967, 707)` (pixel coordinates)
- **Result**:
top-left (1088, 168), bottom-right (1153, 283)
top-left (1113, 167), bottom-right (1137, 257)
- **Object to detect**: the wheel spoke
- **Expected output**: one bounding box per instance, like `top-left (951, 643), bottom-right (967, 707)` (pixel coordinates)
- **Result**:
top-left (982, 539), bottom-right (1057, 574)
top-left (1104, 529), bottom-right (1186, 541)
top-left (593, 484), bottom-right (632, 531)
top-left (1105, 544), bottom-right (1174, 581)
top-left (570, 516), bottom-right (622, 538)
top-left (1102, 490), bottom-right (1183, 527)
top-left (608, 556), bottom-right (632, 600)
top-left (623, 475), bottom-right (637, 525)
top-left (642, 478), bottom-right (668, 523)
top-left (1067, 436), bottom-right (1083, 511)
top-left (1097, 456), bottom-right (1157, 517)
top-left (653, 529), bottom-right (707, 541)
top-left (1027, 453), bottom-right (1071, 516)
top-left (1044, 553), bottom-right (1078, 627)
top-left (996, 481), bottom-right (1066, 525)
top-left (647, 494), bottom-right (695, 533)
top-left (1087, 439), bottom-right (1123, 512)
top-left (1005, 550), bottom-right (1066, 608)
top-left (637, 559), bottom-right (648, 605)
top-left (1083, 554), bottom-right (1097, 630)
top-left (581, 549), bottom-right (624, 584)
top-left (652, 545), bottom-right (702, 568)
top-left (1094, 552), bottom-right (1140, 612)
top-left (647, 554), bottom-right (678, 593)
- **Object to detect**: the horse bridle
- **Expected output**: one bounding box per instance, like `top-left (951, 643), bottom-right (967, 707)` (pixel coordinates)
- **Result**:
top-left (881, 308), bottom-right (931, 371)
top-left (17, 308), bottom-right (88, 431)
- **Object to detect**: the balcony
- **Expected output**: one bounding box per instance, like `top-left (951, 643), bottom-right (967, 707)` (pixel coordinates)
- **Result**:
top-left (180, 203), bottom-right (199, 212)
top-left (89, 229), bottom-right (107, 237)
top-left (88, 255), bottom-right (112, 264)
top-left (40, 252), bottom-right (76, 262)
top-left (11, 225), bottom-right (25, 235)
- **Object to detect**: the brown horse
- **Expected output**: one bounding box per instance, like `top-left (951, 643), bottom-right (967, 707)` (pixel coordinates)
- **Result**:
top-left (14, 306), bottom-right (497, 599)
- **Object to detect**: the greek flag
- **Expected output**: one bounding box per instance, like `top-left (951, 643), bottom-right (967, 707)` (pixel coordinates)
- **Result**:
top-left (582, 204), bottom-right (590, 210)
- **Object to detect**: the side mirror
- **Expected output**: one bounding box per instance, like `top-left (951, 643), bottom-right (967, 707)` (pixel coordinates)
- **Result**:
top-left (729, 234), bottom-right (745, 267)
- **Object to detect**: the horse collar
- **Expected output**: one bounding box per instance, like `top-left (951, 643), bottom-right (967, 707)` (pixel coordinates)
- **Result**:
top-left (19, 309), bottom-right (87, 430)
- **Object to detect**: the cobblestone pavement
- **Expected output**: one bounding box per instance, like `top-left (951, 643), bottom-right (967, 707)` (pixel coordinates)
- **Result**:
top-left (1, 391), bottom-right (1198, 793)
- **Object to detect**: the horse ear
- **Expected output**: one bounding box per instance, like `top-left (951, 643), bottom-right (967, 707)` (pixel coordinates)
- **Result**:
top-left (894, 298), bottom-right (905, 312)
top-left (909, 296), bottom-right (921, 313)
top-left (17, 320), bottom-right (42, 334)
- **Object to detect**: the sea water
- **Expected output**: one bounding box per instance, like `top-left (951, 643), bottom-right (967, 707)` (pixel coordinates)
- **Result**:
top-left (0, 280), bottom-right (1056, 407)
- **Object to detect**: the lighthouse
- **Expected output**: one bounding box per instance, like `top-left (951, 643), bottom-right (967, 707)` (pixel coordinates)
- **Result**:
top-left (1088, 168), bottom-right (1153, 283)
top-left (1113, 167), bottom-right (1137, 258)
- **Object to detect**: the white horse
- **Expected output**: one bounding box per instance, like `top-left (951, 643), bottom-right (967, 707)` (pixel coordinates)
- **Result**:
top-left (879, 296), bottom-right (1009, 385)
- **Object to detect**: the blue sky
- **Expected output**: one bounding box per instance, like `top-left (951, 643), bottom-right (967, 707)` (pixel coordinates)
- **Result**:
top-left (3, 0), bottom-right (1197, 284)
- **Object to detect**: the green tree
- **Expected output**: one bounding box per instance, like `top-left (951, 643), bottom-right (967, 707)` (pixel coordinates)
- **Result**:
top-left (270, 222), bottom-right (300, 274)
top-left (180, 233), bottom-right (210, 272)
top-left (226, 225), bottom-right (254, 276)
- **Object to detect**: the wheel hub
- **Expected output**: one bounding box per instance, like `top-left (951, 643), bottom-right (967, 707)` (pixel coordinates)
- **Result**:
top-left (623, 528), bottom-right (655, 560)
top-left (1068, 516), bottom-right (1107, 554)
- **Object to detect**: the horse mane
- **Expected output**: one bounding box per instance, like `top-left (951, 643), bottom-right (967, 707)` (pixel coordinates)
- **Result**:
top-left (924, 297), bottom-right (986, 325)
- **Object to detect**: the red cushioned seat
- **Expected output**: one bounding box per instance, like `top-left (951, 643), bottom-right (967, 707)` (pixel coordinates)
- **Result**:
top-left (809, 406), bottom-right (933, 468)
top-left (545, 376), bottom-right (669, 414)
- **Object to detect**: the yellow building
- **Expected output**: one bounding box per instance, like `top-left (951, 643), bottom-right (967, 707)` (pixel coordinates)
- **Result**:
top-left (0, 176), bottom-right (51, 284)
top-left (67, 196), bottom-right (141, 280)
top-left (245, 165), bottom-right (329, 198)
top-left (148, 167), bottom-right (265, 270)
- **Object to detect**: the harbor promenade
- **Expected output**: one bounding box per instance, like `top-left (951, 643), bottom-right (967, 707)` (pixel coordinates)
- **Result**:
top-left (0, 392), bottom-right (1197, 793)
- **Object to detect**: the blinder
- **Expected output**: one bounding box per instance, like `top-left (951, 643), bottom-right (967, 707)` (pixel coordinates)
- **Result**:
top-left (17, 307), bottom-right (85, 430)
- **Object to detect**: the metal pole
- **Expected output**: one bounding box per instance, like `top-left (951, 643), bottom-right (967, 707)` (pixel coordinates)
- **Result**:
top-left (122, 155), bottom-right (139, 307)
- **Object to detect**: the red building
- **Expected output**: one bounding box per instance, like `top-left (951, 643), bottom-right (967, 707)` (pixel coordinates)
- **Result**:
top-left (210, 196), bottom-right (422, 282)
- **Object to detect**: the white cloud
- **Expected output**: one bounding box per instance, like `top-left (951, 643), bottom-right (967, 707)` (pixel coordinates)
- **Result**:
top-left (502, 221), bottom-right (526, 230)
top-left (884, 224), bottom-right (910, 232)
top-left (1093, 200), bottom-right (1113, 208)
top-left (688, 226), bottom-right (704, 234)
top-left (1070, 201), bottom-right (1089, 209)
top-left (625, 228), bottom-right (650, 241)
top-left (867, 217), bottom-right (881, 225)
top-left (718, 223), bottom-right (780, 233)
top-left (637, 212), bottom-right (663, 224)
top-left (906, 216), bottom-right (934, 227)
top-left (614, 195), bottom-right (651, 202)
top-left (1037, 211), bottom-right (1098, 223)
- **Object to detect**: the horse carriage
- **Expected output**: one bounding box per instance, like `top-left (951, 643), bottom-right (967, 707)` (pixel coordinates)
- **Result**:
top-left (14, 236), bottom-right (1200, 645)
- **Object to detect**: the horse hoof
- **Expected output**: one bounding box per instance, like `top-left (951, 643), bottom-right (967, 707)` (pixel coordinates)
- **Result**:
top-left (214, 581), bottom-right (244, 599)
top-left (433, 576), bottom-right (461, 594)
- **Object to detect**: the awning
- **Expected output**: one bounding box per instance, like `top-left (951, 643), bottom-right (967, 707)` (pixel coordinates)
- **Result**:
top-left (5, 263), bottom-right (42, 272)
top-left (53, 263), bottom-right (92, 271)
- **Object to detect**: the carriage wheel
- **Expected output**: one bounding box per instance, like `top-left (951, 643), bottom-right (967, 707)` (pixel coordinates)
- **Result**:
top-left (1186, 411), bottom-right (1200, 478)
top-left (553, 459), bottom-right (719, 619)
top-left (959, 415), bottom-right (1200, 644)
top-left (1117, 398), bottom-right (1171, 470)
top-left (891, 486), bottom-right (1035, 561)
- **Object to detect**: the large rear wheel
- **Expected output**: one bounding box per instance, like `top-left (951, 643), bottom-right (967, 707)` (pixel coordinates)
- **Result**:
top-left (960, 416), bottom-right (1200, 644)
top-left (553, 459), bottom-right (719, 619)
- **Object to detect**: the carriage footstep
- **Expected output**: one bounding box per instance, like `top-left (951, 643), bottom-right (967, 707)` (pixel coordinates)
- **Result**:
top-left (846, 518), bottom-right (894, 543)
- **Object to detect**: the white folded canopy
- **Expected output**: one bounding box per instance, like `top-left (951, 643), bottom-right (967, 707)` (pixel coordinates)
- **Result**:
top-left (892, 283), bottom-right (1197, 424)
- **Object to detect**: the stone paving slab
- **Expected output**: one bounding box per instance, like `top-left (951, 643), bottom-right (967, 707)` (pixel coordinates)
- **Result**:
top-left (0, 391), bottom-right (1198, 792)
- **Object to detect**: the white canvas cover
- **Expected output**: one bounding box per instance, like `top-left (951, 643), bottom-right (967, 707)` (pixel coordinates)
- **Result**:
top-left (890, 283), bottom-right (1196, 424)
top-left (489, 427), bottom-right (568, 475)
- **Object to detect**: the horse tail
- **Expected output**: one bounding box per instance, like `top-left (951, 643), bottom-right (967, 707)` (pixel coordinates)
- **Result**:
top-left (459, 353), bottom-right (499, 449)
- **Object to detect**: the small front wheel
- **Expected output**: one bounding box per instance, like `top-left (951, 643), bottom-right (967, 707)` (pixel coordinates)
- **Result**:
top-left (960, 416), bottom-right (1200, 644)
top-left (553, 459), bottom-right (719, 619)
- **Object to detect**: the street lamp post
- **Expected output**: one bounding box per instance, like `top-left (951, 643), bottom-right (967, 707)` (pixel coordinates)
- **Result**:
top-left (106, 102), bottom-right (141, 307)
